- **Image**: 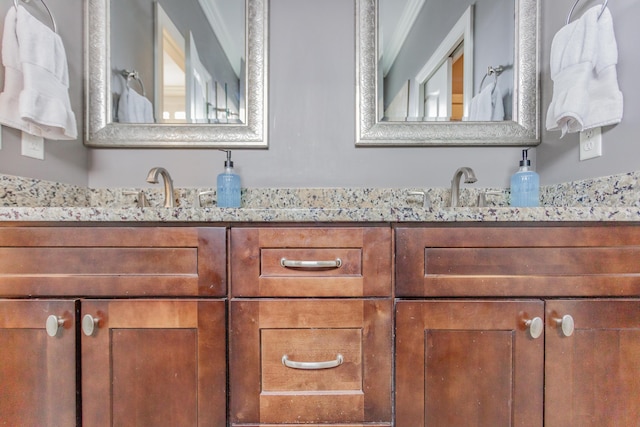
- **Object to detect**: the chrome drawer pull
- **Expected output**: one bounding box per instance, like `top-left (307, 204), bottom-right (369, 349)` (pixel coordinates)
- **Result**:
top-left (282, 354), bottom-right (344, 370)
top-left (280, 258), bottom-right (342, 269)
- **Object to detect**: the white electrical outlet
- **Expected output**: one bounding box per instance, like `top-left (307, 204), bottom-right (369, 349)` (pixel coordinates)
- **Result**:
top-left (21, 132), bottom-right (45, 160)
top-left (579, 127), bottom-right (602, 161)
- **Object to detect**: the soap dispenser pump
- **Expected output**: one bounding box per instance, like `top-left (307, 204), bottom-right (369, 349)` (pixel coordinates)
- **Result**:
top-left (510, 148), bottom-right (540, 207)
top-left (217, 150), bottom-right (241, 208)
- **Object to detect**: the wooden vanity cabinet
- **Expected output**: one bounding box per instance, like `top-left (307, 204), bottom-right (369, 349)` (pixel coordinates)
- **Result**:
top-left (229, 226), bottom-right (393, 426)
top-left (395, 224), bottom-right (640, 427)
top-left (0, 226), bottom-right (227, 427)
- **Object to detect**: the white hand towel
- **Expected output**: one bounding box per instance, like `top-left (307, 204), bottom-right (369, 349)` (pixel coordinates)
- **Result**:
top-left (0, 5), bottom-right (77, 140)
top-left (468, 81), bottom-right (504, 122)
top-left (546, 6), bottom-right (623, 136)
top-left (117, 86), bottom-right (154, 123)
top-left (0, 7), bottom-right (33, 134)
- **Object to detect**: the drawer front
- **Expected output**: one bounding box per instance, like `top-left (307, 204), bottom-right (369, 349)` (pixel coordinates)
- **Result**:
top-left (230, 299), bottom-right (392, 424)
top-left (262, 328), bottom-right (362, 392)
top-left (396, 225), bottom-right (640, 297)
top-left (231, 227), bottom-right (392, 297)
top-left (0, 227), bottom-right (226, 297)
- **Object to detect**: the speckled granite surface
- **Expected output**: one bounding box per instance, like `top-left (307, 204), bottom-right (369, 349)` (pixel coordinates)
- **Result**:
top-left (1, 171), bottom-right (639, 222)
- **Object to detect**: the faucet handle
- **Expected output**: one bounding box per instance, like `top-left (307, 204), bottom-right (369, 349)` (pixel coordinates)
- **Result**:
top-left (197, 191), bottom-right (216, 208)
top-left (477, 190), bottom-right (503, 207)
top-left (123, 190), bottom-right (150, 208)
top-left (407, 191), bottom-right (431, 209)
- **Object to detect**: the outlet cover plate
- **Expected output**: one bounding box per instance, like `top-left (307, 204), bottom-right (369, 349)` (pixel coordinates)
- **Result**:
top-left (579, 127), bottom-right (602, 161)
top-left (21, 132), bottom-right (45, 160)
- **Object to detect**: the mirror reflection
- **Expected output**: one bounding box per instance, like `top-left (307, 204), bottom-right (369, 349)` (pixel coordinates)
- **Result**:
top-left (356, 0), bottom-right (539, 146)
top-left (380, 0), bottom-right (514, 122)
top-left (110, 0), bottom-right (245, 125)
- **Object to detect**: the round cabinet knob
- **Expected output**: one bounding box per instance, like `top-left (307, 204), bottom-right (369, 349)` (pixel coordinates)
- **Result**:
top-left (555, 314), bottom-right (575, 337)
top-left (45, 315), bottom-right (65, 337)
top-left (525, 317), bottom-right (544, 339)
top-left (82, 314), bottom-right (100, 337)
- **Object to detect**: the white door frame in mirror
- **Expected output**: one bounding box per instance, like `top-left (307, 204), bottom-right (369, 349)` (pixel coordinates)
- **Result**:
top-left (356, 0), bottom-right (540, 146)
top-left (85, 0), bottom-right (268, 148)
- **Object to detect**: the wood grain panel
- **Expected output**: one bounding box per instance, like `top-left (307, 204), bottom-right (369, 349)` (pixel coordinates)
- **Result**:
top-left (425, 247), bottom-right (640, 275)
top-left (111, 329), bottom-right (198, 426)
top-left (425, 330), bottom-right (513, 425)
top-left (261, 328), bottom-right (362, 391)
top-left (0, 227), bottom-right (226, 297)
top-left (0, 247), bottom-right (197, 274)
top-left (397, 225), bottom-right (640, 297)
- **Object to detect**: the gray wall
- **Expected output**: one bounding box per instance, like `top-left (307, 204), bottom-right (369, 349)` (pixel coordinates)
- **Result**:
top-left (538, 0), bottom-right (640, 185)
top-left (0, 0), bottom-right (87, 185)
top-left (1, 0), bottom-right (639, 190)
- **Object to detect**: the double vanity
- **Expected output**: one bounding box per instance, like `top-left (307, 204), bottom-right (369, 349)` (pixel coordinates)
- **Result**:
top-left (1, 172), bottom-right (640, 426)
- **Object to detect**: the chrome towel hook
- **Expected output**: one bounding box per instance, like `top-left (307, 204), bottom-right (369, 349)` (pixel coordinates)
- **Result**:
top-left (566, 0), bottom-right (609, 25)
top-left (478, 65), bottom-right (504, 95)
top-left (13, 0), bottom-right (57, 33)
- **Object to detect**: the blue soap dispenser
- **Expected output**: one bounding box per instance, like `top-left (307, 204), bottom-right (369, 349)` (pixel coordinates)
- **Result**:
top-left (510, 148), bottom-right (540, 207)
top-left (217, 150), bottom-right (241, 208)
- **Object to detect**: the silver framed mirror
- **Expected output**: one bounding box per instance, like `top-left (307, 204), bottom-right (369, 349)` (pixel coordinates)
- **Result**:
top-left (85, 0), bottom-right (268, 148)
top-left (355, 0), bottom-right (540, 146)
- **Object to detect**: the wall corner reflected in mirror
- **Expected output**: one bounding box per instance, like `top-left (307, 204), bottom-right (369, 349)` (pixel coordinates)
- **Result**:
top-left (355, 0), bottom-right (540, 146)
top-left (85, 0), bottom-right (268, 148)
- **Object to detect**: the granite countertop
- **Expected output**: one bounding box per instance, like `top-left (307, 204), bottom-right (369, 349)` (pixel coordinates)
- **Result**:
top-left (1, 205), bottom-right (640, 223)
top-left (1, 172), bottom-right (640, 223)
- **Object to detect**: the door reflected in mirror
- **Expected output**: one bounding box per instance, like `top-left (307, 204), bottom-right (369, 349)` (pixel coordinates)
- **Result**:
top-left (156, 3), bottom-right (186, 123)
top-left (379, 0), bottom-right (514, 123)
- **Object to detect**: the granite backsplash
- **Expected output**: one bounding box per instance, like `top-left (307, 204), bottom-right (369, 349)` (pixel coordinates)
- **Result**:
top-left (1, 171), bottom-right (639, 209)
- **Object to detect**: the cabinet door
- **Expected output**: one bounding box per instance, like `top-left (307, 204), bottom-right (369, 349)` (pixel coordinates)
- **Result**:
top-left (545, 299), bottom-right (640, 426)
top-left (230, 299), bottom-right (392, 425)
top-left (81, 299), bottom-right (226, 427)
top-left (395, 300), bottom-right (544, 427)
top-left (0, 299), bottom-right (77, 426)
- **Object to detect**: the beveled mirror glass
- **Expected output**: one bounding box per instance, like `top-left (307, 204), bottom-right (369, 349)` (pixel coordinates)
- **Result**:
top-left (356, 0), bottom-right (540, 146)
top-left (85, 0), bottom-right (268, 148)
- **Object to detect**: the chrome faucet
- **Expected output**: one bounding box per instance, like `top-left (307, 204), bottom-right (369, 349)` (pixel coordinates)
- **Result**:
top-left (146, 167), bottom-right (175, 207)
top-left (450, 167), bottom-right (477, 207)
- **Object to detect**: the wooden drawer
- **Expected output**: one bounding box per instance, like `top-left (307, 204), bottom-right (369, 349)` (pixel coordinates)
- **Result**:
top-left (230, 227), bottom-right (392, 297)
top-left (0, 227), bottom-right (226, 297)
top-left (396, 224), bottom-right (640, 297)
top-left (229, 299), bottom-right (392, 424)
